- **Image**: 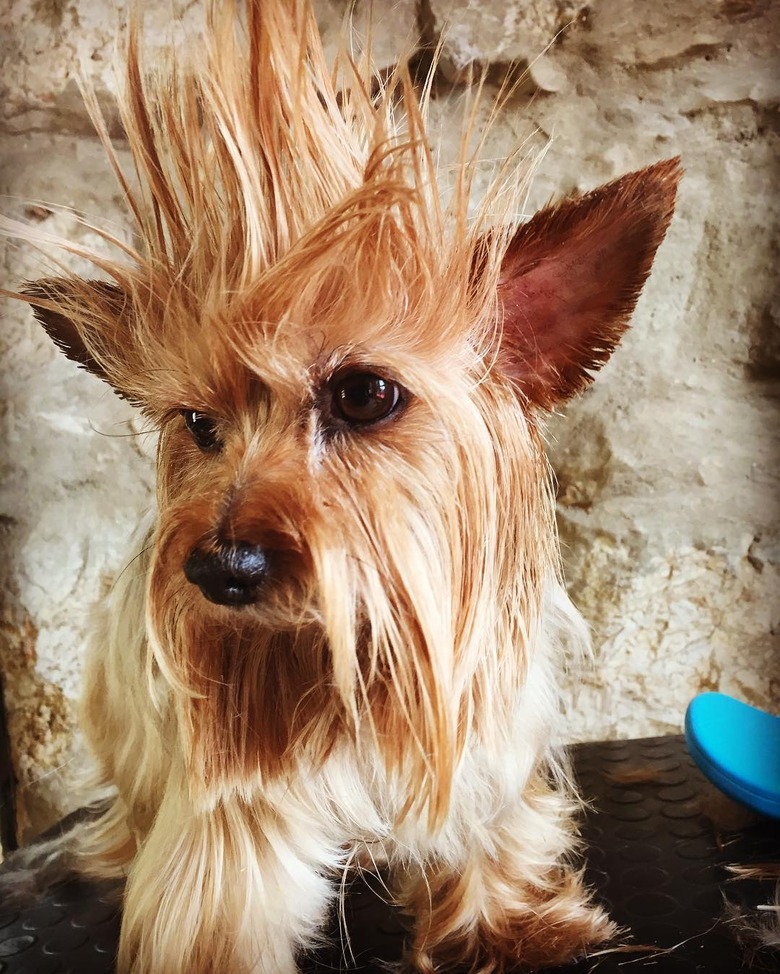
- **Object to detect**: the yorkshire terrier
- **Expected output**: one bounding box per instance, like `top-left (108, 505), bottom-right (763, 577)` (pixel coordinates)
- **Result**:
top-left (1, 1), bottom-right (680, 971)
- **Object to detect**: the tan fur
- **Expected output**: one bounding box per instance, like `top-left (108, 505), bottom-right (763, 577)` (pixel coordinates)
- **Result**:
top-left (1, 2), bottom-right (681, 971)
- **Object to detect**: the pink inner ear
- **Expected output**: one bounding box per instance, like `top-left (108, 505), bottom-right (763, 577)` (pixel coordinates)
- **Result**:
top-left (499, 252), bottom-right (598, 385)
top-left (499, 232), bottom-right (631, 395)
top-left (495, 158), bottom-right (681, 408)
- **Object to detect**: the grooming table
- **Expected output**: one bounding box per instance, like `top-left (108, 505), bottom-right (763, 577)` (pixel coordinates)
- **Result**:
top-left (0, 736), bottom-right (777, 973)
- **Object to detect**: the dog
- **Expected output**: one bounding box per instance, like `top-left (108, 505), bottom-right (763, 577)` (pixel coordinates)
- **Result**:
top-left (1, 1), bottom-right (680, 971)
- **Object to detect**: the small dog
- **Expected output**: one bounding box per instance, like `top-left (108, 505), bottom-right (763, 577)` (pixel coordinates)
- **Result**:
top-left (3, 2), bottom-right (680, 971)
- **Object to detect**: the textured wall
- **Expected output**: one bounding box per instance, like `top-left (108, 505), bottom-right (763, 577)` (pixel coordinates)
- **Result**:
top-left (1, 0), bottom-right (778, 840)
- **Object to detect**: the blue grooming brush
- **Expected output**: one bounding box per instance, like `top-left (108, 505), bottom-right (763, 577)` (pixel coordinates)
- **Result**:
top-left (685, 692), bottom-right (780, 819)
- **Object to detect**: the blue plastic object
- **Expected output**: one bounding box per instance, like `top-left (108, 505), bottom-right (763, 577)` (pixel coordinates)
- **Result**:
top-left (685, 691), bottom-right (780, 819)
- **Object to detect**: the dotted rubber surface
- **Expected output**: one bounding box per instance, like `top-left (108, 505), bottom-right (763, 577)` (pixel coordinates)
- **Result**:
top-left (0, 736), bottom-right (777, 972)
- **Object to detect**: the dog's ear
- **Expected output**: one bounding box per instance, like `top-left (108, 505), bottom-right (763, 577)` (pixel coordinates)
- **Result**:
top-left (494, 158), bottom-right (681, 409)
top-left (23, 278), bottom-right (138, 401)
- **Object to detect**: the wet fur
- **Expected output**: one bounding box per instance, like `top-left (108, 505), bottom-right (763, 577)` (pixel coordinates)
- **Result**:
top-left (0, 2), bottom-right (681, 971)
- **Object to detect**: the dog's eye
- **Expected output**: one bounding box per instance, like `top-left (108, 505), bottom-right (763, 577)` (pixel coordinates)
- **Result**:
top-left (181, 410), bottom-right (222, 451)
top-left (331, 372), bottom-right (402, 425)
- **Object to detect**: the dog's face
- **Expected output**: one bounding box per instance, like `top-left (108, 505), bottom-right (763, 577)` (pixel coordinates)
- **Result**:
top-left (28, 214), bottom-right (558, 806)
top-left (147, 257), bottom-right (516, 636)
top-left (15, 4), bottom-right (680, 816)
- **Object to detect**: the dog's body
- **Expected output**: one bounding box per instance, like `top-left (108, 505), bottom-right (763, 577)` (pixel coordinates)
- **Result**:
top-left (79, 519), bottom-right (598, 972)
top-left (1, 2), bottom-right (680, 971)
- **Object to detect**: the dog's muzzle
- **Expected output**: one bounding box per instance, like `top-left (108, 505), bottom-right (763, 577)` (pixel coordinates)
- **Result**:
top-left (184, 542), bottom-right (270, 606)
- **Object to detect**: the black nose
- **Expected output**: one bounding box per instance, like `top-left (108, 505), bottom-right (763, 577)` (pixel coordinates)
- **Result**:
top-left (184, 542), bottom-right (269, 606)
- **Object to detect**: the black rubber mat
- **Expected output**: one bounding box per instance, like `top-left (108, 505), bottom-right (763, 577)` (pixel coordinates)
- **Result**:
top-left (0, 735), bottom-right (777, 972)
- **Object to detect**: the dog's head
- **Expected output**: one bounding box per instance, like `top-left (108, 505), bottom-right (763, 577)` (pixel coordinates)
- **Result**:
top-left (14, 2), bottom-right (679, 819)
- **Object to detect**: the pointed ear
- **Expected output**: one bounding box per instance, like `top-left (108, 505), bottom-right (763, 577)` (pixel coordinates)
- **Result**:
top-left (22, 278), bottom-right (136, 399)
top-left (495, 158), bottom-right (682, 408)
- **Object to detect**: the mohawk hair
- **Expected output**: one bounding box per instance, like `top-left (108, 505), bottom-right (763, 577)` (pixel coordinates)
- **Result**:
top-left (3, 0), bottom-right (536, 417)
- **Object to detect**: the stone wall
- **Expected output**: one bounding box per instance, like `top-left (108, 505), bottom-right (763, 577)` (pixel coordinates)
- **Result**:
top-left (1, 0), bottom-right (778, 841)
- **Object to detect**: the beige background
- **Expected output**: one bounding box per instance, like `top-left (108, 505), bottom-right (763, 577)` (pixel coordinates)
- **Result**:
top-left (1, 0), bottom-right (778, 841)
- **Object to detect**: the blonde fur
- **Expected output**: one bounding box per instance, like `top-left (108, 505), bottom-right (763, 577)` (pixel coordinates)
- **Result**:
top-left (1, 2), bottom-right (682, 971)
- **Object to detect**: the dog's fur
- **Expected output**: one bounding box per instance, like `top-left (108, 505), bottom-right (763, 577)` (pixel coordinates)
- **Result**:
top-left (1, 2), bottom-right (680, 971)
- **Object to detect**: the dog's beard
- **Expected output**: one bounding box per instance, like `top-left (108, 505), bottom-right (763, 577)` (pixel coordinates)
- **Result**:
top-left (146, 540), bottom-right (337, 792)
top-left (144, 509), bottom-right (462, 816)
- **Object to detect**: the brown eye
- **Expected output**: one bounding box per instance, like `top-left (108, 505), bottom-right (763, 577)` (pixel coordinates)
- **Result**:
top-left (181, 410), bottom-right (222, 451)
top-left (332, 372), bottom-right (402, 425)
